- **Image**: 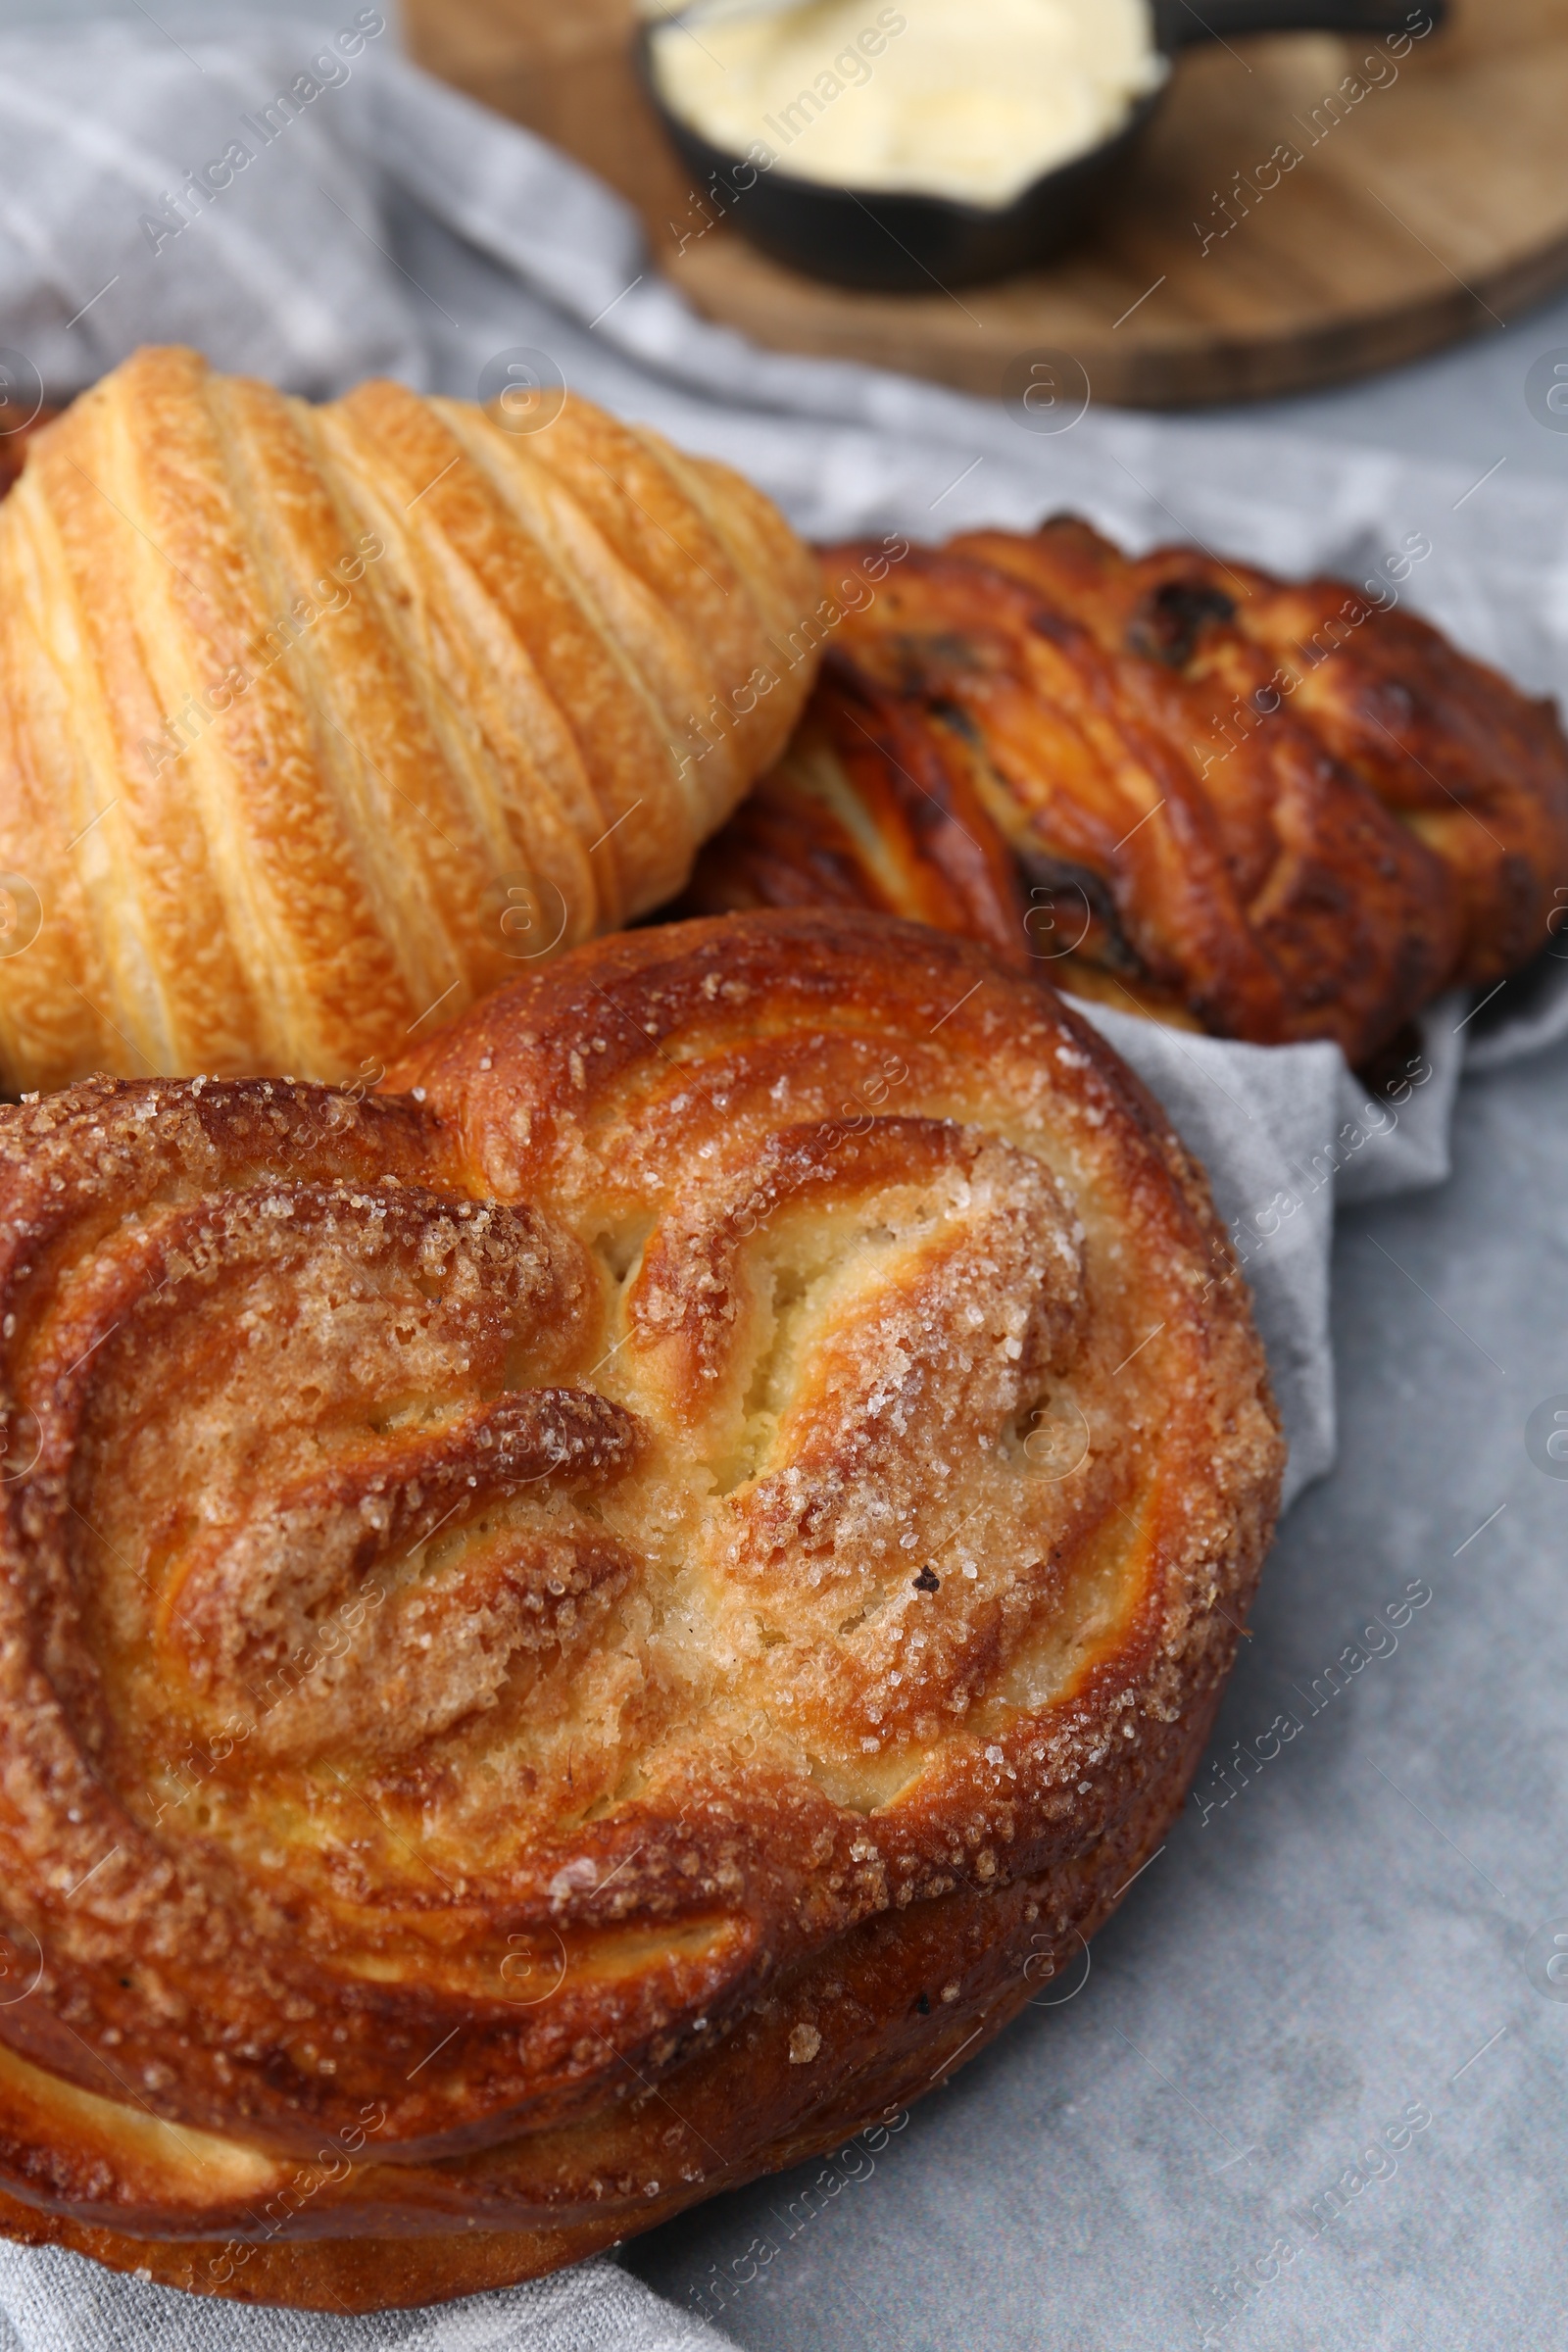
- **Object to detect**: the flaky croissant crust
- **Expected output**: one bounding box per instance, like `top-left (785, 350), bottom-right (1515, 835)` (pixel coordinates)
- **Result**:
top-left (0, 347), bottom-right (821, 1094)
top-left (0, 911), bottom-right (1281, 2308)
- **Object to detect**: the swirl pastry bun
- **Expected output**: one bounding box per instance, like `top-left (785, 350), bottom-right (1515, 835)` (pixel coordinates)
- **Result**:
top-left (687, 518), bottom-right (1568, 1070)
top-left (0, 347), bottom-right (820, 1095)
top-left (0, 910), bottom-right (1281, 2310)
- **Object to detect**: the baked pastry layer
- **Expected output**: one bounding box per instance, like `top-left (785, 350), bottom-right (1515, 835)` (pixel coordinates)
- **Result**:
top-left (0, 347), bottom-right (820, 1092)
top-left (0, 910), bottom-right (1281, 2307)
top-left (686, 519), bottom-right (1568, 1067)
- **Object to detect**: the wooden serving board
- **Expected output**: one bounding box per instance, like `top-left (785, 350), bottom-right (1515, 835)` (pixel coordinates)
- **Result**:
top-left (404, 0), bottom-right (1568, 408)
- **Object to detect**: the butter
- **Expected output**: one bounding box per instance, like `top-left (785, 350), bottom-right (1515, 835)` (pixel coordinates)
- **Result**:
top-left (651, 0), bottom-right (1167, 210)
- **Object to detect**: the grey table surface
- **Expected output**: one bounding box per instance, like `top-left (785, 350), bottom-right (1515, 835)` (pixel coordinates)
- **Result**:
top-left (6, 4), bottom-right (1568, 2345)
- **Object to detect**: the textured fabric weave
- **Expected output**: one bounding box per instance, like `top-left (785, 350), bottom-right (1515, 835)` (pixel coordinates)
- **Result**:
top-left (0, 2244), bottom-right (733, 2351)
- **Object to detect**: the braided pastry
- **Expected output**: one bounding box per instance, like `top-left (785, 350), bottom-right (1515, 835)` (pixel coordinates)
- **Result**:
top-left (0, 910), bottom-right (1280, 2310)
top-left (0, 347), bottom-right (820, 1095)
top-left (687, 518), bottom-right (1568, 1069)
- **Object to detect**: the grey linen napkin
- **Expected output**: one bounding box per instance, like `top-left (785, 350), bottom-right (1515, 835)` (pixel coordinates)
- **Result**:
top-left (0, 18), bottom-right (1564, 2345)
top-left (0, 2244), bottom-right (732, 2352)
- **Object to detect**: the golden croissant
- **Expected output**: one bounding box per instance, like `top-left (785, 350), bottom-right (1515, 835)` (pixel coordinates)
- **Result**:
top-left (687, 517), bottom-right (1568, 1071)
top-left (0, 910), bottom-right (1281, 2310)
top-left (0, 345), bottom-right (822, 1093)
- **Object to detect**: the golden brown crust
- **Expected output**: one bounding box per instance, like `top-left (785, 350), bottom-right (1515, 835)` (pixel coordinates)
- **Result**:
top-left (678, 667), bottom-right (1035, 968)
top-left (0, 910), bottom-right (1281, 2307)
top-left (0, 348), bottom-right (821, 1094)
top-left (0, 408), bottom-right (56, 502)
top-left (690, 520), bottom-right (1568, 1066)
top-left (957, 517), bottom-right (1568, 995)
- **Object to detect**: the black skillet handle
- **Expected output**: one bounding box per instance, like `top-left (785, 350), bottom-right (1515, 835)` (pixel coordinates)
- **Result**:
top-left (1154, 0), bottom-right (1446, 48)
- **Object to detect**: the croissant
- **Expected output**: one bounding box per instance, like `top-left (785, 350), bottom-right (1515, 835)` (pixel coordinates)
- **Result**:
top-left (0, 909), bottom-right (1281, 2311)
top-left (686, 518), bottom-right (1568, 1070)
top-left (0, 347), bottom-right (821, 1094)
top-left (0, 406), bottom-right (53, 501)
